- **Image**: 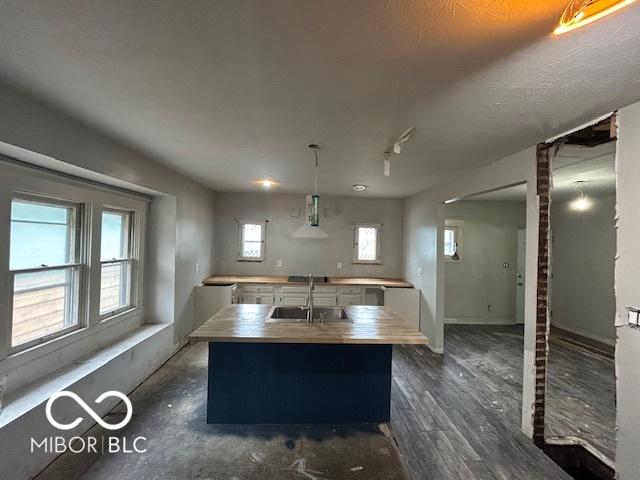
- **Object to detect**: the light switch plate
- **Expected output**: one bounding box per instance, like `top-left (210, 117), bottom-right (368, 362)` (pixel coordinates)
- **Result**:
top-left (627, 308), bottom-right (640, 327)
top-left (417, 267), bottom-right (422, 277)
top-left (337, 262), bottom-right (342, 270)
top-left (276, 259), bottom-right (283, 268)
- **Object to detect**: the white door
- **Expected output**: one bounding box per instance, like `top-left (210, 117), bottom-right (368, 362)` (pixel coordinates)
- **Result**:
top-left (516, 228), bottom-right (526, 324)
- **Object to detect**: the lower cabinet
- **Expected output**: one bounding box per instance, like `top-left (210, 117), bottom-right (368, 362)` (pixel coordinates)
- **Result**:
top-left (338, 293), bottom-right (364, 306)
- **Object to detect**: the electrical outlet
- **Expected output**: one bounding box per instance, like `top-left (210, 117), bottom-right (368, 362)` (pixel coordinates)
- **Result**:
top-left (195, 263), bottom-right (199, 273)
top-left (277, 259), bottom-right (283, 268)
top-left (503, 262), bottom-right (510, 268)
top-left (337, 262), bottom-right (342, 270)
top-left (488, 304), bottom-right (493, 312)
top-left (417, 267), bottom-right (422, 277)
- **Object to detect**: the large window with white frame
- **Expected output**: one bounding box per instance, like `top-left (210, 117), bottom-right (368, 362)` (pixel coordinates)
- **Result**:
top-left (237, 220), bottom-right (266, 261)
top-left (100, 209), bottom-right (134, 318)
top-left (353, 223), bottom-right (382, 264)
top-left (1, 160), bottom-right (147, 363)
top-left (8, 195), bottom-right (83, 350)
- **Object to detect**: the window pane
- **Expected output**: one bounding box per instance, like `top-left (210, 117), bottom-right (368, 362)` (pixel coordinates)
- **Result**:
top-left (357, 227), bottom-right (377, 261)
top-left (10, 200), bottom-right (73, 269)
top-left (241, 223), bottom-right (262, 258)
top-left (12, 268), bottom-right (78, 346)
top-left (101, 211), bottom-right (130, 260)
top-left (242, 241), bottom-right (262, 258)
top-left (243, 224), bottom-right (262, 242)
top-left (444, 228), bottom-right (456, 256)
top-left (100, 261), bottom-right (131, 315)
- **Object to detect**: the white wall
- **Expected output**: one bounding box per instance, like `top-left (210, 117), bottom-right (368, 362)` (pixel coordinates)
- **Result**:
top-left (614, 102), bottom-right (640, 480)
top-left (403, 147), bottom-right (539, 437)
top-left (0, 79), bottom-right (216, 478)
top-left (444, 201), bottom-right (526, 324)
top-left (550, 194), bottom-right (616, 345)
top-left (215, 192), bottom-right (403, 278)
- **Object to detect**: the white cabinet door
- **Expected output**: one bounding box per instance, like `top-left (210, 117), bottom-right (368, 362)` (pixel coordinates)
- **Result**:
top-left (257, 294), bottom-right (274, 305)
top-left (339, 293), bottom-right (363, 306)
top-left (313, 295), bottom-right (337, 306)
top-left (241, 295), bottom-right (259, 304)
top-left (282, 295), bottom-right (308, 306)
top-left (384, 288), bottom-right (420, 329)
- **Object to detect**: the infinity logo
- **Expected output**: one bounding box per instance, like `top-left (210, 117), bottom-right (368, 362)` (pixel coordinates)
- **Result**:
top-left (45, 391), bottom-right (133, 431)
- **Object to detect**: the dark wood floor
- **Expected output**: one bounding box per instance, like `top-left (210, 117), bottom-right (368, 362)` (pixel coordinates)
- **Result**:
top-left (390, 324), bottom-right (615, 480)
top-left (546, 327), bottom-right (616, 461)
top-left (39, 324), bottom-right (614, 480)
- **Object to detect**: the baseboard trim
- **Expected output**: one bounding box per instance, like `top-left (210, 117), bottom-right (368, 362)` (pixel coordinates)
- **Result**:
top-left (551, 323), bottom-right (615, 347)
top-left (445, 317), bottom-right (516, 325)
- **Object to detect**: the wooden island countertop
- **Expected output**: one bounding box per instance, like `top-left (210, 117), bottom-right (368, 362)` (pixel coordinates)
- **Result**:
top-left (189, 304), bottom-right (428, 345)
top-left (201, 275), bottom-right (413, 288)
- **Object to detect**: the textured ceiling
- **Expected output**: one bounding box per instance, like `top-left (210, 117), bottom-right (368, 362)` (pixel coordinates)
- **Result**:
top-left (0, 1), bottom-right (638, 197)
top-left (468, 142), bottom-right (616, 201)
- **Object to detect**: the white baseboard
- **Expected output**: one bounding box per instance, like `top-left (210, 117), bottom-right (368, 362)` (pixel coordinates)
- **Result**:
top-left (445, 316), bottom-right (516, 325)
top-left (552, 322), bottom-right (616, 347)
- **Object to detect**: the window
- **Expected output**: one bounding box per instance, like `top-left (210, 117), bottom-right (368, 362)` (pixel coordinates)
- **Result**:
top-left (238, 220), bottom-right (266, 261)
top-left (444, 219), bottom-right (463, 261)
top-left (354, 224), bottom-right (382, 264)
top-left (9, 197), bottom-right (82, 349)
top-left (100, 210), bottom-right (134, 317)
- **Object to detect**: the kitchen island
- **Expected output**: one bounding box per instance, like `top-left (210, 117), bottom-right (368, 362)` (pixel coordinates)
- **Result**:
top-left (189, 304), bottom-right (427, 424)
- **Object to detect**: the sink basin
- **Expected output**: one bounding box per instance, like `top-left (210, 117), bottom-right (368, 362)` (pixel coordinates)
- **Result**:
top-left (266, 306), bottom-right (351, 323)
top-left (287, 275), bottom-right (329, 283)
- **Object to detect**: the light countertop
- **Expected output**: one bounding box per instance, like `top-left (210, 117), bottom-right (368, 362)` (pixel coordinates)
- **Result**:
top-left (202, 275), bottom-right (413, 288)
top-left (188, 304), bottom-right (428, 345)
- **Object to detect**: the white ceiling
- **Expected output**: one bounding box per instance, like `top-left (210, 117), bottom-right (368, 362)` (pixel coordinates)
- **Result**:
top-left (468, 142), bottom-right (616, 202)
top-left (0, 1), bottom-right (638, 197)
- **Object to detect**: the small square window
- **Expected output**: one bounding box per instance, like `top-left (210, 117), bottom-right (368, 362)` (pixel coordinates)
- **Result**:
top-left (238, 220), bottom-right (266, 261)
top-left (444, 220), bottom-right (463, 261)
top-left (354, 224), bottom-right (382, 264)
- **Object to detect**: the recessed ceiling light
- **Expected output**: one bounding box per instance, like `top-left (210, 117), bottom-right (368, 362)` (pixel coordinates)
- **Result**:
top-left (554, 0), bottom-right (637, 35)
top-left (258, 179), bottom-right (275, 189)
top-left (352, 184), bottom-right (367, 192)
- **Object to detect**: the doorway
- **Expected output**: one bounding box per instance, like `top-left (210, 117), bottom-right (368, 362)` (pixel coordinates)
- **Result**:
top-left (442, 183), bottom-right (527, 430)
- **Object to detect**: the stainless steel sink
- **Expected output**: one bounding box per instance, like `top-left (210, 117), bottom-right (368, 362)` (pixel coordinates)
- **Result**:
top-left (266, 306), bottom-right (351, 323)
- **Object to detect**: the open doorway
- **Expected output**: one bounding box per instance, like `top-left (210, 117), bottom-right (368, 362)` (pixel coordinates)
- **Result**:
top-left (543, 117), bottom-right (617, 471)
top-left (442, 183), bottom-right (527, 429)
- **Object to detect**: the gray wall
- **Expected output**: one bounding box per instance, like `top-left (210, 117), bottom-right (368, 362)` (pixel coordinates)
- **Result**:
top-left (550, 194), bottom-right (616, 344)
top-left (613, 103), bottom-right (640, 480)
top-left (444, 200), bottom-right (526, 324)
top-left (215, 192), bottom-right (403, 277)
top-left (0, 79), bottom-right (216, 479)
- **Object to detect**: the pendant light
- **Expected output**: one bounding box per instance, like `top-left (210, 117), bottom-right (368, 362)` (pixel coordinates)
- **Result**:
top-left (292, 144), bottom-right (328, 238)
top-left (554, 0), bottom-right (637, 35)
top-left (570, 181), bottom-right (592, 211)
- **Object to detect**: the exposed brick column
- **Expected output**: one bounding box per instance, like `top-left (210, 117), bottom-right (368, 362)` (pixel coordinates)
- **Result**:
top-left (533, 143), bottom-right (551, 448)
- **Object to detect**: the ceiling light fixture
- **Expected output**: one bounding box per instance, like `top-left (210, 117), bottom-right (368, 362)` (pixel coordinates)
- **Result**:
top-left (258, 179), bottom-right (275, 189)
top-left (384, 151), bottom-right (391, 177)
top-left (570, 181), bottom-right (592, 211)
top-left (352, 184), bottom-right (367, 192)
top-left (554, 0), bottom-right (637, 35)
top-left (292, 144), bottom-right (328, 239)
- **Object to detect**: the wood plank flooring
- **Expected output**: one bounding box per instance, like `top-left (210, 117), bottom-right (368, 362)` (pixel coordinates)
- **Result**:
top-left (38, 324), bottom-right (614, 479)
top-left (390, 324), bottom-right (615, 480)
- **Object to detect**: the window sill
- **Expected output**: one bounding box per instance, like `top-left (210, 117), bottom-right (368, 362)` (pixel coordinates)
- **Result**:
top-left (0, 323), bottom-right (169, 429)
top-left (3, 307), bottom-right (144, 376)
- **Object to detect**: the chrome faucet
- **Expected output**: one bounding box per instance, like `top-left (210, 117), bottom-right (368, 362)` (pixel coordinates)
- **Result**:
top-left (307, 274), bottom-right (314, 323)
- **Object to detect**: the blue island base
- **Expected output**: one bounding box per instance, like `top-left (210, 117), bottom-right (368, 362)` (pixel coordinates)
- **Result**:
top-left (207, 342), bottom-right (392, 424)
